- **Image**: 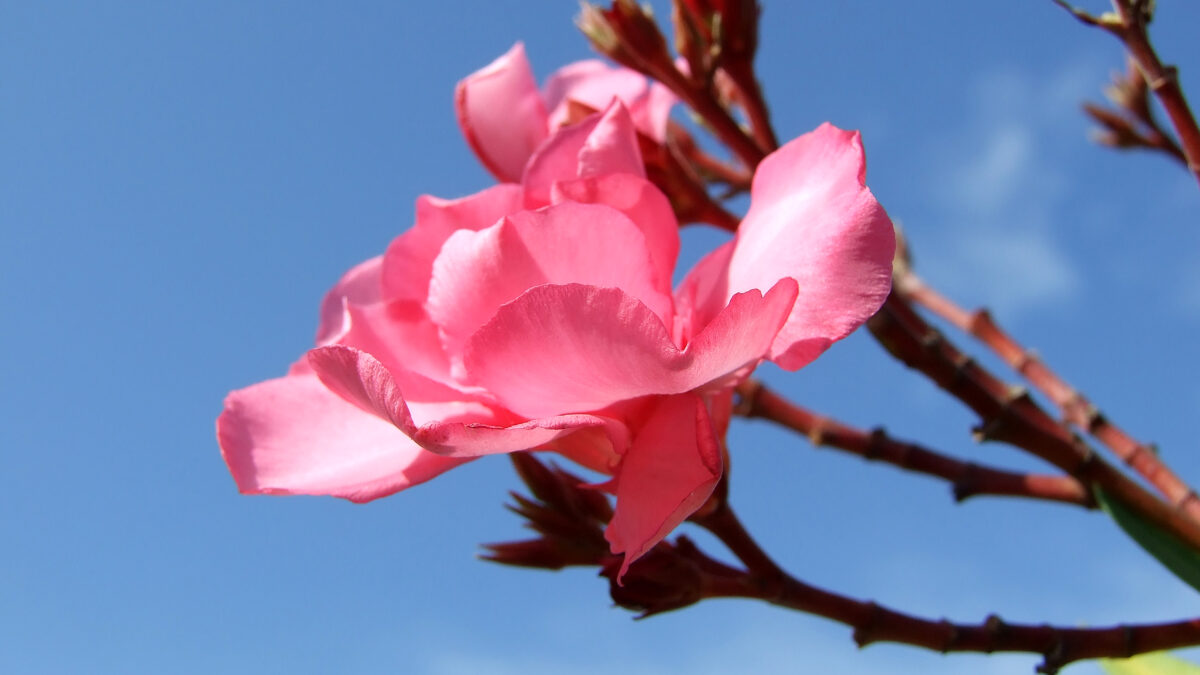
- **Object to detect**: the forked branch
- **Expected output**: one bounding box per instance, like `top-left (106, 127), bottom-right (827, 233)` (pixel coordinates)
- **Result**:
top-left (734, 379), bottom-right (1093, 508)
top-left (692, 503), bottom-right (1200, 674)
top-left (895, 269), bottom-right (1200, 521)
top-left (1054, 0), bottom-right (1200, 186)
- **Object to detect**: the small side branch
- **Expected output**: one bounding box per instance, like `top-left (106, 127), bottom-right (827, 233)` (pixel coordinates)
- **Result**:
top-left (735, 379), bottom-right (1093, 508)
top-left (868, 292), bottom-right (1200, 552)
top-left (1054, 0), bottom-right (1200, 186)
top-left (896, 271), bottom-right (1200, 521)
top-left (694, 502), bottom-right (1200, 674)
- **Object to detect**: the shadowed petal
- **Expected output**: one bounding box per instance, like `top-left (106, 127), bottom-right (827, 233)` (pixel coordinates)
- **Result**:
top-left (307, 345), bottom-right (630, 458)
top-left (382, 184), bottom-right (524, 303)
top-left (522, 101), bottom-right (644, 208)
top-left (605, 394), bottom-right (722, 578)
top-left (218, 374), bottom-right (471, 503)
top-left (464, 281), bottom-right (796, 419)
top-left (551, 173), bottom-right (679, 296)
top-left (427, 202), bottom-right (673, 365)
top-left (543, 60), bottom-right (675, 141)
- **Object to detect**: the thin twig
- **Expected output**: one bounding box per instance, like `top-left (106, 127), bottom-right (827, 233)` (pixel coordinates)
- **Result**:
top-left (896, 271), bottom-right (1200, 521)
top-left (694, 503), bottom-right (1200, 674)
top-left (722, 60), bottom-right (780, 154)
top-left (1054, 0), bottom-right (1200, 186)
top-left (674, 76), bottom-right (767, 169)
top-left (868, 292), bottom-right (1200, 552)
top-left (735, 379), bottom-right (1094, 508)
top-left (667, 121), bottom-right (753, 189)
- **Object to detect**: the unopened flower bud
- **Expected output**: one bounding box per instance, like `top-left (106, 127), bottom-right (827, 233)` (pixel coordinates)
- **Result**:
top-left (601, 543), bottom-right (704, 617)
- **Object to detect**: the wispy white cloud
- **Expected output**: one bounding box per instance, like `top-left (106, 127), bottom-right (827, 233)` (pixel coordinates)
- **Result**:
top-left (912, 65), bottom-right (1101, 321)
top-left (922, 226), bottom-right (1080, 318)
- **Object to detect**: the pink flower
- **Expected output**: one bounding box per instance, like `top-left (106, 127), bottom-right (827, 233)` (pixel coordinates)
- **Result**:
top-left (456, 42), bottom-right (676, 183)
top-left (217, 101), bottom-right (894, 575)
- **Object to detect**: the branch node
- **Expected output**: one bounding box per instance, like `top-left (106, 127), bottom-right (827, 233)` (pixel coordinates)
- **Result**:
top-left (1074, 446), bottom-right (1099, 475)
top-left (1012, 348), bottom-right (1036, 373)
top-left (938, 618), bottom-right (962, 653)
top-left (952, 464), bottom-right (981, 503)
top-left (1176, 489), bottom-right (1200, 514)
top-left (983, 613), bottom-right (1008, 652)
top-left (1148, 65), bottom-right (1179, 91)
top-left (733, 379), bottom-right (762, 417)
top-left (1038, 637), bottom-right (1067, 675)
top-left (852, 602), bottom-right (884, 648)
top-left (966, 308), bottom-right (993, 333)
top-left (865, 427), bottom-right (888, 461)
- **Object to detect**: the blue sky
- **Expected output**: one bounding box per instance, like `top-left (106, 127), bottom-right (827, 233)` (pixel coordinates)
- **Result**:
top-left (4, 2), bottom-right (1200, 673)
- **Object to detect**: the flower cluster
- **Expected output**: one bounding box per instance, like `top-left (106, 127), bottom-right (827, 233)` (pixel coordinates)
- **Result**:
top-left (217, 44), bottom-right (894, 576)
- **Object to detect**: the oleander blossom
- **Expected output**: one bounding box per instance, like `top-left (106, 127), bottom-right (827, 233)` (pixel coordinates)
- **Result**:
top-left (218, 92), bottom-right (894, 576)
top-left (456, 42), bottom-right (676, 184)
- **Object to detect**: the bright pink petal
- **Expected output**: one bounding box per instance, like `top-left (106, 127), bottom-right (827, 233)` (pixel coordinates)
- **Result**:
top-left (522, 101), bottom-right (644, 208)
top-left (307, 345), bottom-right (630, 458)
top-left (427, 202), bottom-right (673, 366)
top-left (551, 174), bottom-right (679, 295)
top-left (689, 123), bottom-right (895, 370)
top-left (381, 184), bottom-right (523, 303)
top-left (464, 281), bottom-right (796, 419)
top-left (605, 393), bottom-right (722, 578)
top-left (218, 374), bottom-right (471, 503)
top-left (455, 42), bottom-right (549, 183)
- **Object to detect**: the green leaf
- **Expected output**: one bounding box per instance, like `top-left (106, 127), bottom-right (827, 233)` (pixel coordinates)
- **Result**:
top-left (1095, 487), bottom-right (1200, 595)
top-left (1101, 651), bottom-right (1200, 675)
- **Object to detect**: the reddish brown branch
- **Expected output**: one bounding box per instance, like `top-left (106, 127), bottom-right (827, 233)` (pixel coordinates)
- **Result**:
top-left (1055, 0), bottom-right (1200, 186)
top-left (868, 292), bottom-right (1200, 552)
top-left (667, 121), bottom-right (753, 190)
top-left (671, 76), bottom-right (767, 170)
top-left (896, 271), bottom-right (1200, 521)
top-left (722, 60), bottom-right (779, 154)
top-left (693, 502), bottom-right (1200, 674)
top-left (1082, 58), bottom-right (1188, 166)
top-left (735, 379), bottom-right (1093, 508)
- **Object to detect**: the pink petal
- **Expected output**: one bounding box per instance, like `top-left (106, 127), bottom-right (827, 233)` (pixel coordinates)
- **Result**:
top-left (218, 374), bottom-right (471, 503)
top-left (464, 281), bottom-right (796, 419)
top-left (339, 299), bottom-right (463, 398)
top-left (605, 393), bottom-right (722, 578)
top-left (381, 184), bottom-right (523, 303)
top-left (551, 173), bottom-right (679, 295)
top-left (673, 240), bottom-right (735, 348)
top-left (522, 101), bottom-right (645, 208)
top-left (308, 345), bottom-right (630, 458)
top-left (427, 202), bottom-right (673, 367)
top-left (315, 256), bottom-right (384, 347)
top-left (543, 60), bottom-right (676, 142)
top-left (636, 81), bottom-right (677, 142)
top-left (686, 123), bottom-right (895, 370)
top-left (455, 42), bottom-right (549, 183)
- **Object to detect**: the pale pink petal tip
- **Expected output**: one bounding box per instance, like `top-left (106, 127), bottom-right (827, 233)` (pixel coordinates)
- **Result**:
top-left (726, 123), bottom-right (895, 370)
top-left (218, 374), bottom-right (470, 503)
top-left (455, 42), bottom-right (549, 183)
